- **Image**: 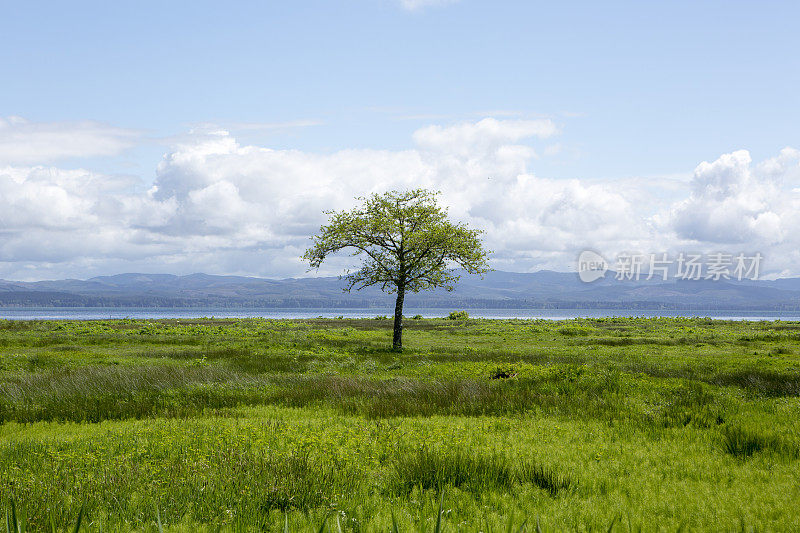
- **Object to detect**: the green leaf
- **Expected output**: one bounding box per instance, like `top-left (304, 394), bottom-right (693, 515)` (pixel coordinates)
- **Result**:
top-left (607, 514), bottom-right (618, 533)
top-left (72, 505), bottom-right (83, 533)
top-left (434, 490), bottom-right (444, 533)
top-left (10, 498), bottom-right (17, 533)
top-left (505, 511), bottom-right (515, 533)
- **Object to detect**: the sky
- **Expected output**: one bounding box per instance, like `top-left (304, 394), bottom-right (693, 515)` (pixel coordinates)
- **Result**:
top-left (1, 0), bottom-right (800, 281)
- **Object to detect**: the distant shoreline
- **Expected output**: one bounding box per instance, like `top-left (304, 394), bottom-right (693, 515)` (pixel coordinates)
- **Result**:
top-left (3, 307), bottom-right (800, 321)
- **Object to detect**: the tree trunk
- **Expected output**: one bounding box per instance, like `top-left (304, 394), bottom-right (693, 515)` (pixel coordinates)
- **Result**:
top-left (392, 283), bottom-right (405, 350)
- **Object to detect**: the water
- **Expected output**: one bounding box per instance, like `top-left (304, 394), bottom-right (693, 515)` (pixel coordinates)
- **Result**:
top-left (1, 307), bottom-right (800, 321)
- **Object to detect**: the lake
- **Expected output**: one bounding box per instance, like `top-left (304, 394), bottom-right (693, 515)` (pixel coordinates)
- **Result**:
top-left (2, 307), bottom-right (800, 321)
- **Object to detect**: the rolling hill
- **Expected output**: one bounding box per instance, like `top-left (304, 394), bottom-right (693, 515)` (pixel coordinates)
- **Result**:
top-left (2, 270), bottom-right (800, 309)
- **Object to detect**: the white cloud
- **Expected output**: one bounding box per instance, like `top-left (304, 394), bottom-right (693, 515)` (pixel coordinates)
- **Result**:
top-left (1, 116), bottom-right (800, 280)
top-left (0, 165), bottom-right (174, 265)
top-left (668, 149), bottom-right (799, 246)
top-left (0, 116), bottom-right (141, 165)
top-left (413, 118), bottom-right (557, 154)
top-left (399, 0), bottom-right (460, 11)
top-left (188, 120), bottom-right (324, 134)
top-left (0, 117), bottom-right (572, 278)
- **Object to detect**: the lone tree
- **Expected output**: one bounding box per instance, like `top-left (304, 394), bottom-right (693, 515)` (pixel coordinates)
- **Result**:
top-left (303, 189), bottom-right (490, 350)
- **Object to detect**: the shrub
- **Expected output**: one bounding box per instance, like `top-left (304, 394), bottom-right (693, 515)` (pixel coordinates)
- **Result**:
top-left (447, 311), bottom-right (469, 320)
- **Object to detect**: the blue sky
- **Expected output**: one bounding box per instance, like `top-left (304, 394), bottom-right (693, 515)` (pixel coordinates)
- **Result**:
top-left (2, 1), bottom-right (800, 280)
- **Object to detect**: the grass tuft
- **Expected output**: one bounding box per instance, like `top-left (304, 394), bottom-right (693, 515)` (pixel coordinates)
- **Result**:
top-left (720, 425), bottom-right (798, 459)
top-left (392, 447), bottom-right (571, 497)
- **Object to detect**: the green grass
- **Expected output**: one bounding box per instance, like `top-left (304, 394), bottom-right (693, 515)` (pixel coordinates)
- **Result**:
top-left (1, 316), bottom-right (800, 530)
top-left (391, 446), bottom-right (572, 496)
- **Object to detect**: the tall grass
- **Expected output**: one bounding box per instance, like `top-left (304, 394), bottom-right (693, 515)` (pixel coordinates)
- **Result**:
top-left (4, 495), bottom-right (539, 533)
top-left (0, 368), bottom-right (629, 424)
top-left (720, 426), bottom-right (798, 459)
top-left (2, 317), bottom-right (800, 530)
top-left (1, 442), bottom-right (361, 530)
top-left (0, 365), bottom-right (272, 423)
top-left (711, 369), bottom-right (800, 397)
top-left (272, 373), bottom-right (624, 420)
top-left (392, 447), bottom-right (572, 496)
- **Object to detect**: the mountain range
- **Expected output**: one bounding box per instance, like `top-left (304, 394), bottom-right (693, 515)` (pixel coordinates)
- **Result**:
top-left (2, 270), bottom-right (800, 309)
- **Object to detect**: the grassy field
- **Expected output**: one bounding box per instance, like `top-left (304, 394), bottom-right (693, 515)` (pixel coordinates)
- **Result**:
top-left (1, 316), bottom-right (799, 531)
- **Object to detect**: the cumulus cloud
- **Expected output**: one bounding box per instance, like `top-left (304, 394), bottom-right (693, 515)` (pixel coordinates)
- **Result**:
top-left (0, 116), bottom-right (141, 165)
top-left (668, 149), bottom-right (800, 246)
top-left (1, 115), bottom-right (800, 280)
top-left (0, 165), bottom-right (173, 263)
